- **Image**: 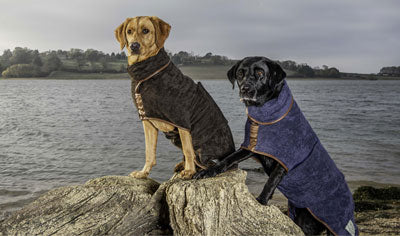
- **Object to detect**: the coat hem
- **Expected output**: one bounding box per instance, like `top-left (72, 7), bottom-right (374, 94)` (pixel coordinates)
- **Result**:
top-left (306, 207), bottom-right (338, 236)
top-left (142, 117), bottom-right (190, 132)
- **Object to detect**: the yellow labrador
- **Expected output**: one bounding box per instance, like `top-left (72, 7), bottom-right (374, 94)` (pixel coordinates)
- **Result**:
top-left (115, 16), bottom-right (234, 180)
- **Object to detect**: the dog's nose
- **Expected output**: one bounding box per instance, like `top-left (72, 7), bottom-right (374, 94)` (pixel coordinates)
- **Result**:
top-left (130, 42), bottom-right (140, 51)
top-left (241, 85), bottom-right (251, 93)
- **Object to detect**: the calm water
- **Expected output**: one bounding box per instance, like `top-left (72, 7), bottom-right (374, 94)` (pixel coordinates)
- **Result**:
top-left (1, 78), bottom-right (400, 214)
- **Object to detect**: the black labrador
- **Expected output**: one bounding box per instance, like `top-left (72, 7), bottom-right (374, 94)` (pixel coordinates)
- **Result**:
top-left (193, 57), bottom-right (353, 236)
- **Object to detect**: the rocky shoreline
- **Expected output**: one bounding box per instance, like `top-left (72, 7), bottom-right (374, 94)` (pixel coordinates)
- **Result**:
top-left (353, 186), bottom-right (400, 235)
top-left (1, 170), bottom-right (399, 235)
top-left (0, 170), bottom-right (303, 235)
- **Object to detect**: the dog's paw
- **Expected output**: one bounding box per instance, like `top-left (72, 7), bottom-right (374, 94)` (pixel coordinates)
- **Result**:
top-left (174, 161), bottom-right (185, 172)
top-left (129, 171), bottom-right (149, 179)
top-left (179, 169), bottom-right (196, 179)
top-left (193, 168), bottom-right (218, 179)
top-left (256, 196), bottom-right (268, 205)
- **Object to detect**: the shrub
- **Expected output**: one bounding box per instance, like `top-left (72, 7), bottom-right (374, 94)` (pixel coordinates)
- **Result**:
top-left (1, 64), bottom-right (41, 78)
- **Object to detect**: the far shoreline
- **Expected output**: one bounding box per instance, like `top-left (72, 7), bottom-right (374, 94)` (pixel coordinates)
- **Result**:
top-left (1, 65), bottom-right (399, 80)
top-left (1, 76), bottom-right (400, 81)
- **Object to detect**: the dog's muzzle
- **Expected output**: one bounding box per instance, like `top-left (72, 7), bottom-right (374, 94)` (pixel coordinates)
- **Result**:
top-left (130, 42), bottom-right (141, 54)
top-left (239, 83), bottom-right (257, 102)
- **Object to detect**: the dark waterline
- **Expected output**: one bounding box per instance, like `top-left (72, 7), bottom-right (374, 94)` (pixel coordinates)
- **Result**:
top-left (1, 79), bottom-right (399, 213)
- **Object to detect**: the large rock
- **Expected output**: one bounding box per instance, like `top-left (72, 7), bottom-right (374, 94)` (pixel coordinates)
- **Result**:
top-left (0, 170), bottom-right (303, 236)
top-left (166, 169), bottom-right (303, 236)
top-left (0, 176), bottom-right (165, 235)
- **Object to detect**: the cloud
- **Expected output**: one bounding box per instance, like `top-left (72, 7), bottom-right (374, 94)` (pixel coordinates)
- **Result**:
top-left (0, 0), bottom-right (399, 73)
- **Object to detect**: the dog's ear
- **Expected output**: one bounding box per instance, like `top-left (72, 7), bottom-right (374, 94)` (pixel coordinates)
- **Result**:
top-left (227, 60), bottom-right (242, 89)
top-left (150, 16), bottom-right (171, 49)
top-left (265, 60), bottom-right (286, 83)
top-left (115, 18), bottom-right (131, 50)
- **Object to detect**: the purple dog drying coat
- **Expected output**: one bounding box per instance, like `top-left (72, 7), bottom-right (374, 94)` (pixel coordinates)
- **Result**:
top-left (241, 81), bottom-right (358, 236)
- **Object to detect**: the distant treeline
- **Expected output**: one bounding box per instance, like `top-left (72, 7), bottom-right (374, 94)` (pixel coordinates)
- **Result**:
top-left (277, 61), bottom-right (340, 78)
top-left (379, 66), bottom-right (400, 76)
top-left (0, 47), bottom-right (236, 78)
top-left (169, 51), bottom-right (234, 66)
top-left (0, 47), bottom-right (128, 78)
top-left (1, 47), bottom-right (344, 78)
top-left (169, 51), bottom-right (341, 78)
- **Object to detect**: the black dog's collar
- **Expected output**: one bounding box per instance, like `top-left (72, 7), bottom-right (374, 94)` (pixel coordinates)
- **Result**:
top-left (246, 97), bottom-right (293, 125)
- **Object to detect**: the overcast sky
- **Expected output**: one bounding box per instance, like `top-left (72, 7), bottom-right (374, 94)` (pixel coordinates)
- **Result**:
top-left (1, 0), bottom-right (399, 73)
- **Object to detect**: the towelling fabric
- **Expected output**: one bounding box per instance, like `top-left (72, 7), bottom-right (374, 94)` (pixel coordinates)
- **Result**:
top-left (127, 48), bottom-right (231, 167)
top-left (241, 81), bottom-right (358, 236)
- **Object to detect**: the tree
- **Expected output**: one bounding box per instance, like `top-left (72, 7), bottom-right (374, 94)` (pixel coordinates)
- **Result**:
top-left (171, 54), bottom-right (182, 65)
top-left (56, 49), bottom-right (68, 59)
top-left (327, 67), bottom-right (340, 77)
top-left (42, 52), bottom-right (61, 73)
top-left (31, 50), bottom-right (43, 67)
top-left (297, 64), bottom-right (315, 77)
top-left (10, 47), bottom-right (33, 65)
top-left (379, 66), bottom-right (400, 76)
top-left (69, 48), bottom-right (85, 70)
top-left (2, 49), bottom-right (12, 60)
top-left (99, 58), bottom-right (108, 72)
top-left (85, 49), bottom-right (101, 62)
top-left (314, 66), bottom-right (340, 78)
top-left (175, 51), bottom-right (193, 65)
top-left (120, 51), bottom-right (127, 60)
top-left (280, 60), bottom-right (297, 71)
top-left (210, 55), bottom-right (224, 65)
top-left (1, 49), bottom-right (13, 68)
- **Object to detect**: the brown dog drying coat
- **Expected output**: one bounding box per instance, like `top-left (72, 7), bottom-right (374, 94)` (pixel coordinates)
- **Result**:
top-left (127, 48), bottom-right (235, 167)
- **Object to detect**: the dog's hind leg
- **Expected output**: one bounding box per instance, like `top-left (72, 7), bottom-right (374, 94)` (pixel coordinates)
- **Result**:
top-left (256, 163), bottom-right (286, 205)
top-left (163, 129), bottom-right (185, 172)
top-left (293, 207), bottom-right (327, 236)
top-left (178, 128), bottom-right (197, 179)
top-left (163, 128), bottom-right (182, 149)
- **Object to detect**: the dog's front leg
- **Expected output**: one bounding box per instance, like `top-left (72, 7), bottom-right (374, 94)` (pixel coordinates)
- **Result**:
top-left (194, 148), bottom-right (254, 179)
top-left (256, 164), bottom-right (286, 205)
top-left (130, 120), bottom-right (158, 178)
top-left (177, 128), bottom-right (196, 179)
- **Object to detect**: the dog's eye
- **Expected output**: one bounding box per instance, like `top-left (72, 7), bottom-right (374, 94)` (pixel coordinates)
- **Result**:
top-left (237, 70), bottom-right (244, 79)
top-left (127, 29), bottom-right (132, 34)
top-left (256, 70), bottom-right (264, 78)
top-left (142, 28), bottom-right (149, 34)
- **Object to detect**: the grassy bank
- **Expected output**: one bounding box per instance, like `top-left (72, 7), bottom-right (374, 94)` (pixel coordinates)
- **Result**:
top-left (179, 65), bottom-right (232, 80)
top-left (47, 71), bottom-right (130, 79)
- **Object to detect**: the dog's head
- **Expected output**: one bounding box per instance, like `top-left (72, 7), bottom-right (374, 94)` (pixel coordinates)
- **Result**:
top-left (227, 57), bottom-right (286, 106)
top-left (115, 16), bottom-right (171, 65)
